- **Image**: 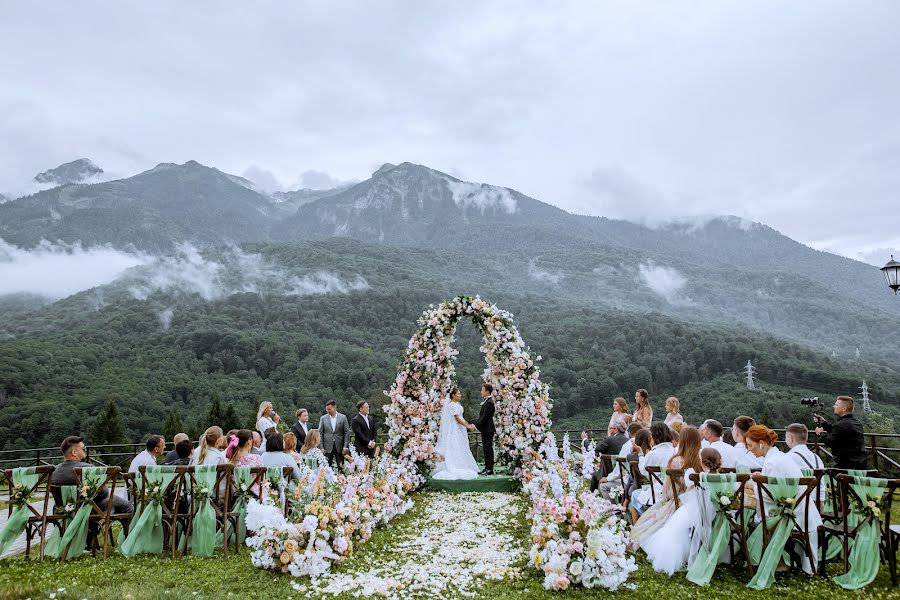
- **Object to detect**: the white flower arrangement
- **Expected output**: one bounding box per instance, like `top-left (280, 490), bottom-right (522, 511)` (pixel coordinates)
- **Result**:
top-left (245, 452), bottom-right (418, 580)
top-left (523, 433), bottom-right (637, 592)
top-left (383, 295), bottom-right (552, 468)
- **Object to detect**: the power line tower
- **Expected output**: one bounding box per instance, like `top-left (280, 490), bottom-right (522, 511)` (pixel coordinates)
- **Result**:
top-left (831, 350), bottom-right (836, 358)
top-left (744, 360), bottom-right (756, 390)
top-left (860, 380), bottom-right (872, 415)
top-left (856, 347), bottom-right (861, 359)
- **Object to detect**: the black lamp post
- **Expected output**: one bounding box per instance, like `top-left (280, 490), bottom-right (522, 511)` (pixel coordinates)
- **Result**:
top-left (882, 255), bottom-right (900, 294)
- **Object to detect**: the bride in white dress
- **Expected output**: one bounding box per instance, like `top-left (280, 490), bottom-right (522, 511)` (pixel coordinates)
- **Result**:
top-left (432, 387), bottom-right (480, 480)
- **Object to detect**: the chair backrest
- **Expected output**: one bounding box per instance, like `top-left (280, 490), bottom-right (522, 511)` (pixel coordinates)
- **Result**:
top-left (645, 466), bottom-right (679, 506)
top-left (753, 475), bottom-right (817, 543)
top-left (184, 463), bottom-right (234, 515)
top-left (598, 454), bottom-right (615, 477)
top-left (824, 468), bottom-right (879, 517)
top-left (72, 466), bottom-right (121, 521)
top-left (835, 473), bottom-right (895, 538)
top-left (882, 479), bottom-right (900, 544)
top-left (689, 471), bottom-right (751, 531)
top-left (137, 465), bottom-right (187, 519)
top-left (2, 465), bottom-right (55, 521)
top-left (628, 460), bottom-right (645, 489)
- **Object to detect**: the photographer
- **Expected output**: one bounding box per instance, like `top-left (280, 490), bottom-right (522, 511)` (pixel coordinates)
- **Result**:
top-left (813, 396), bottom-right (867, 470)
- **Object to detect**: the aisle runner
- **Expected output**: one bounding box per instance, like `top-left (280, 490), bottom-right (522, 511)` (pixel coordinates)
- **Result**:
top-left (306, 492), bottom-right (523, 598)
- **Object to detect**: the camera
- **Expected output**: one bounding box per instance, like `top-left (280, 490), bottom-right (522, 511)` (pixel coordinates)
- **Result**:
top-left (800, 397), bottom-right (824, 410)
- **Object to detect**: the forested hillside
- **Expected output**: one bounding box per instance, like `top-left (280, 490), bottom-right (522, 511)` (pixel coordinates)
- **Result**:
top-left (1, 246), bottom-right (896, 449)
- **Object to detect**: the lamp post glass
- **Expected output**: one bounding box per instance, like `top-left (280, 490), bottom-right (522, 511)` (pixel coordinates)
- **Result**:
top-left (882, 255), bottom-right (900, 294)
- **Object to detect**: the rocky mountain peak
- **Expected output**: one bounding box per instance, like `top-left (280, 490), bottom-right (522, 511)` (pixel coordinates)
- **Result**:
top-left (34, 158), bottom-right (103, 186)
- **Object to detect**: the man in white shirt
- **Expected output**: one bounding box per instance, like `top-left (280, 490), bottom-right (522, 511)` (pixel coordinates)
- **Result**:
top-left (785, 423), bottom-right (825, 470)
top-left (250, 431), bottom-right (264, 455)
top-left (318, 399), bottom-right (350, 467)
top-left (732, 416), bottom-right (764, 469)
top-left (700, 419), bottom-right (736, 468)
top-left (631, 422), bottom-right (676, 522)
top-left (129, 435), bottom-right (165, 473)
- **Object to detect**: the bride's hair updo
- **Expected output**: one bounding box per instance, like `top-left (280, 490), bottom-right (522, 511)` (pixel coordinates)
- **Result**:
top-left (449, 386), bottom-right (460, 399)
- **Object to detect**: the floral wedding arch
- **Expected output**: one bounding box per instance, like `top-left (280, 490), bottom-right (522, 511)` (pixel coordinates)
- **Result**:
top-left (384, 295), bottom-right (553, 467)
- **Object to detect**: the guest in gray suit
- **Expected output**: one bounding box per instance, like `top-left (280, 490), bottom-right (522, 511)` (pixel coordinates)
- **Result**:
top-left (318, 399), bottom-right (350, 468)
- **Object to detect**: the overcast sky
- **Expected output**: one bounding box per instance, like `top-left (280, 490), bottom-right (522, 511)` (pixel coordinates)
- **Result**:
top-left (1, 1), bottom-right (898, 265)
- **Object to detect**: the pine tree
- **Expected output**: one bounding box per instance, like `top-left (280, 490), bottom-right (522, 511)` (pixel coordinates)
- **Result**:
top-left (207, 395), bottom-right (225, 429)
top-left (221, 403), bottom-right (241, 432)
top-left (163, 411), bottom-right (185, 440)
top-left (91, 399), bottom-right (126, 445)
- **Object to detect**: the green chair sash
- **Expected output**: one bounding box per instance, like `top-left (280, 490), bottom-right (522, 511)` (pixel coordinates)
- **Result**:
top-left (833, 476), bottom-right (890, 590)
top-left (119, 467), bottom-right (178, 557)
top-left (0, 467), bottom-right (40, 557)
top-left (45, 468), bottom-right (107, 560)
top-left (228, 467), bottom-right (253, 545)
top-left (687, 473), bottom-right (738, 586)
top-left (189, 465), bottom-right (218, 557)
top-left (747, 477), bottom-right (800, 590)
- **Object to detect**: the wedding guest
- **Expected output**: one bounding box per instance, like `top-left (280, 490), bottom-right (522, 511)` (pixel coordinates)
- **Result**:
top-left (731, 416), bottom-right (763, 469)
top-left (785, 423), bottom-right (825, 470)
top-left (318, 400), bottom-right (351, 467)
top-left (256, 401), bottom-right (279, 451)
top-left (670, 429), bottom-right (680, 449)
top-left (163, 432), bottom-right (190, 464)
top-left (630, 422), bottom-right (675, 522)
top-left (52, 436), bottom-right (131, 514)
top-left (191, 426), bottom-right (227, 465)
top-left (700, 447), bottom-right (723, 474)
top-left (129, 435), bottom-right (165, 473)
top-left (597, 420), bottom-right (629, 456)
top-left (609, 397), bottom-right (630, 430)
top-left (290, 408), bottom-right (311, 446)
top-left (580, 429), bottom-right (592, 454)
top-left (166, 439), bottom-right (193, 466)
top-left (664, 397), bottom-right (684, 427)
top-left (250, 431), bottom-right (264, 455)
top-left (699, 420), bottom-right (736, 468)
top-left (352, 400), bottom-right (377, 458)
top-left (262, 432), bottom-right (301, 481)
top-left (227, 429), bottom-right (262, 467)
top-left (633, 389), bottom-right (653, 426)
top-left (670, 420), bottom-right (685, 436)
top-left (622, 428), bottom-right (653, 506)
top-left (596, 422), bottom-right (644, 499)
top-left (301, 429), bottom-right (322, 455)
top-left (745, 424), bottom-right (821, 575)
top-left (633, 426), bottom-right (703, 557)
top-left (283, 432), bottom-right (303, 463)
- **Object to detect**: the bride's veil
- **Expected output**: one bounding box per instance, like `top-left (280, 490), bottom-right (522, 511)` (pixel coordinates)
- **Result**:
top-left (435, 391), bottom-right (453, 458)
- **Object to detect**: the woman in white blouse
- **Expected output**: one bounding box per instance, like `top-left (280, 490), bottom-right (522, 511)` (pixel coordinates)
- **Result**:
top-left (608, 397), bottom-right (630, 430)
top-left (745, 424), bottom-right (821, 574)
top-left (190, 426), bottom-right (227, 465)
top-left (664, 397), bottom-right (684, 428)
top-left (256, 401), bottom-right (280, 450)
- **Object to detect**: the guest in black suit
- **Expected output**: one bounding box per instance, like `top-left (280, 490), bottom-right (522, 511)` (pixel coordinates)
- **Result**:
top-left (352, 401), bottom-right (377, 457)
top-left (290, 408), bottom-right (311, 446)
top-left (597, 421), bottom-right (630, 456)
top-left (473, 383), bottom-right (496, 475)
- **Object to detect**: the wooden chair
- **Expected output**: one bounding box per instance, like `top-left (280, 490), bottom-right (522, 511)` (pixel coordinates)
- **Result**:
top-left (136, 465), bottom-right (188, 559)
top-left (224, 466), bottom-right (267, 553)
top-left (690, 472), bottom-right (753, 575)
top-left (598, 454), bottom-right (615, 479)
top-left (107, 472), bottom-right (137, 546)
top-left (181, 464), bottom-right (233, 558)
top-left (754, 475), bottom-right (819, 575)
top-left (71, 466), bottom-right (121, 559)
top-left (819, 473), bottom-right (898, 580)
top-left (645, 466), bottom-right (685, 508)
top-left (821, 468), bottom-right (879, 525)
top-left (1, 465), bottom-right (54, 560)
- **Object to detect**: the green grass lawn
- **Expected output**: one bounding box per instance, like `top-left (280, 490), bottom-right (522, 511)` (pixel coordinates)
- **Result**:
top-left (1, 492), bottom-right (899, 600)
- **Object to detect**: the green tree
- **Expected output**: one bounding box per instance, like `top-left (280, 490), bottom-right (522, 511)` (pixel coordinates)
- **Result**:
top-left (207, 395), bottom-right (225, 429)
top-left (91, 399), bottom-right (126, 445)
top-left (221, 402), bottom-right (242, 433)
top-left (163, 410), bottom-right (185, 440)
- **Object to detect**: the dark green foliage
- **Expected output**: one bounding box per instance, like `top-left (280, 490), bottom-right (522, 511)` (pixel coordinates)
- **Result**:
top-left (90, 399), bottom-right (126, 446)
top-left (162, 411), bottom-right (185, 441)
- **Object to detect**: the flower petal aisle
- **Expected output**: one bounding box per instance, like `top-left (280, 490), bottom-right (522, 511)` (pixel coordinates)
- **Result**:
top-left (308, 492), bottom-right (524, 598)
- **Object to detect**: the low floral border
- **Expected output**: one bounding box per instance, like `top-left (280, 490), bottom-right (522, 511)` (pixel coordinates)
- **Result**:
top-left (383, 295), bottom-right (553, 467)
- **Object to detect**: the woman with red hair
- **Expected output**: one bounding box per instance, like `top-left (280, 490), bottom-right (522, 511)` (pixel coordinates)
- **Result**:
top-left (745, 424), bottom-right (821, 576)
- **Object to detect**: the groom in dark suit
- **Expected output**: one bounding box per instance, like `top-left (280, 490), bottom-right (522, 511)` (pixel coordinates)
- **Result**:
top-left (351, 400), bottom-right (377, 457)
top-left (473, 383), bottom-right (496, 475)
